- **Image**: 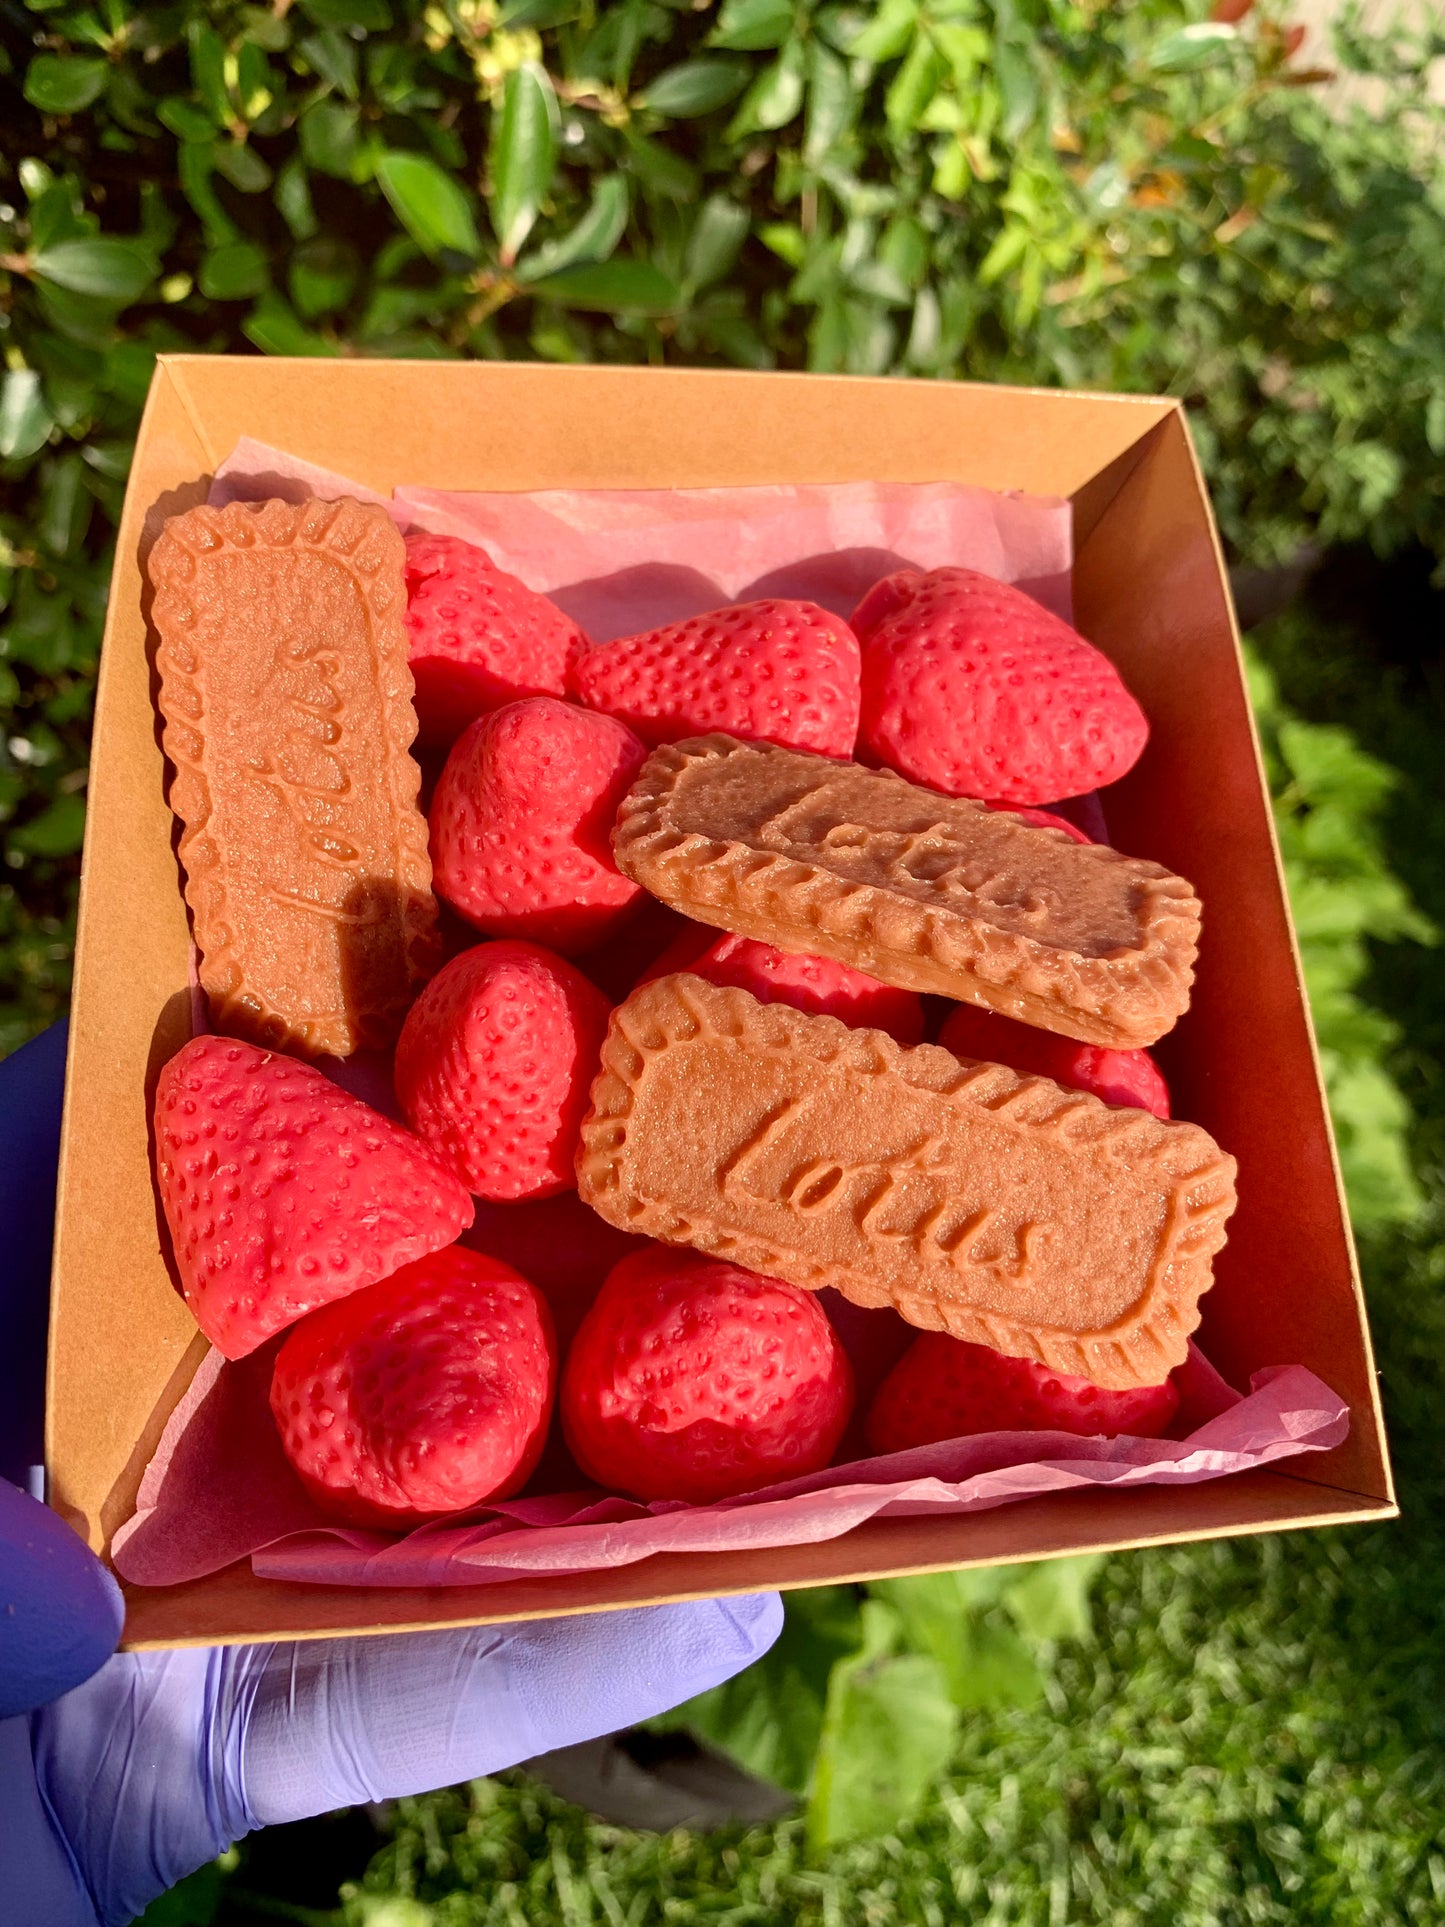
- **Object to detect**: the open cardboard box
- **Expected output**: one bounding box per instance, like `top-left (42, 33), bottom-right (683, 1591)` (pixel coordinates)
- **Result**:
top-left (47, 356), bottom-right (1395, 1651)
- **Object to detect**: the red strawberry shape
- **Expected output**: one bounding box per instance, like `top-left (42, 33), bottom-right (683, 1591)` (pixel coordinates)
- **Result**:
top-left (642, 927), bottom-right (925, 1045)
top-left (403, 532), bottom-right (587, 751)
top-left (866, 1332), bottom-right (1178, 1453)
top-left (395, 939), bottom-right (612, 1201)
top-left (429, 696), bottom-right (647, 955)
top-left (271, 1245), bottom-right (555, 1525)
top-left (939, 1000), bottom-right (1170, 1116)
top-left (154, 1035), bottom-right (474, 1360)
top-left (569, 598), bottom-right (861, 756)
top-left (561, 1248), bottom-right (854, 1503)
top-left (854, 567), bottom-right (1148, 804)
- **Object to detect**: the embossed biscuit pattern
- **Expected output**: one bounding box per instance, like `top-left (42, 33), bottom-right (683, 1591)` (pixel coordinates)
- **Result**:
top-left (149, 496), bottom-right (440, 1057)
top-left (612, 735), bottom-right (1201, 1047)
top-left (577, 974), bottom-right (1237, 1390)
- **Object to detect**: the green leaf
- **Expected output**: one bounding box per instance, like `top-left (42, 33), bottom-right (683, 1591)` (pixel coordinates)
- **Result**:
top-left (651, 1586), bottom-right (862, 1794)
top-left (241, 290), bottom-right (336, 355)
top-left (275, 157), bottom-right (319, 241)
top-left (234, 40), bottom-right (275, 122)
top-left (869, 1569), bottom-right (1051, 1711)
top-left (1003, 1555), bottom-right (1104, 1643)
top-left (529, 259), bottom-right (682, 314)
top-left (211, 141), bottom-right (272, 193)
top-left (885, 32), bottom-right (945, 132)
top-left (709, 0), bottom-right (795, 52)
top-left (301, 99), bottom-right (363, 180)
top-left (698, 309), bottom-right (775, 370)
top-left (4, 572), bottom-right (75, 674)
top-left (501, 0), bottom-right (582, 24)
top-left (17, 158), bottom-right (53, 201)
top-left (1277, 720), bottom-right (1398, 813)
top-left (806, 1601), bottom-right (958, 1852)
top-left (684, 195), bottom-right (750, 290)
top-left (932, 20), bottom-right (988, 87)
top-left (9, 792), bottom-right (87, 860)
top-left (904, 283), bottom-right (941, 366)
top-left (514, 175), bottom-right (629, 283)
top-left (24, 54), bottom-right (109, 115)
top-left (177, 143), bottom-right (240, 244)
top-left (1326, 1057), bottom-right (1426, 1224)
top-left (844, 0), bottom-right (917, 63)
top-left (300, 27), bottom-right (360, 98)
top-left (879, 213), bottom-right (928, 289)
top-left (636, 56), bottom-right (753, 118)
top-left (488, 64), bottom-right (559, 266)
top-left (0, 370), bottom-right (54, 462)
top-left (377, 150), bottom-right (481, 262)
top-left (38, 451), bottom-right (90, 557)
top-left (1333, 441), bottom-right (1405, 520)
top-left (870, 1572), bottom-right (995, 1699)
top-left (623, 131), bottom-right (699, 201)
top-left (728, 36), bottom-right (806, 137)
top-left (198, 241), bottom-right (271, 300)
top-left (288, 235), bottom-right (360, 317)
top-left (1149, 21), bottom-right (1239, 73)
top-left (30, 240), bottom-right (156, 302)
top-left (35, 281), bottom-right (123, 348)
top-left (759, 221), bottom-right (805, 267)
top-left (157, 97), bottom-right (220, 142)
top-left (804, 40), bottom-right (853, 164)
top-left (298, 0), bottom-right (392, 27)
top-left (978, 222), bottom-right (1029, 285)
top-left (24, 176), bottom-right (86, 254)
top-left (188, 23), bottom-right (231, 126)
top-left (994, 38), bottom-right (1039, 143)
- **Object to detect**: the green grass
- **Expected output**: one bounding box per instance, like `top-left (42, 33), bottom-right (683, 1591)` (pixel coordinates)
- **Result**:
top-left (179, 568), bottom-right (1445, 1925)
top-left (339, 1511), bottom-right (1445, 1926)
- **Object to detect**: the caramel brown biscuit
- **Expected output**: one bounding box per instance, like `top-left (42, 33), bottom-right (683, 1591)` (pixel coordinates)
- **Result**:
top-left (577, 974), bottom-right (1236, 1391)
top-left (149, 496), bottom-right (441, 1057)
top-left (613, 735), bottom-right (1200, 1048)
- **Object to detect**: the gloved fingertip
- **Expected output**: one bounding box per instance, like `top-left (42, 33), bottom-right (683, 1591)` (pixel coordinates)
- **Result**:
top-left (0, 1481), bottom-right (124, 1718)
top-left (709, 1589), bottom-right (785, 1662)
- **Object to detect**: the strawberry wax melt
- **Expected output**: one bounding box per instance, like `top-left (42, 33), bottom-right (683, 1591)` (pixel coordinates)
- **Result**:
top-left (153, 1034), bottom-right (473, 1361)
top-left (867, 1332), bottom-right (1179, 1453)
top-left (395, 939), bottom-right (612, 1201)
top-left (270, 1246), bottom-right (556, 1527)
top-left (854, 566), bottom-right (1149, 804)
top-left (429, 696), bottom-right (647, 955)
top-left (403, 530), bottom-right (588, 750)
top-left (561, 1249), bottom-right (855, 1504)
top-left (570, 598), bottom-right (862, 756)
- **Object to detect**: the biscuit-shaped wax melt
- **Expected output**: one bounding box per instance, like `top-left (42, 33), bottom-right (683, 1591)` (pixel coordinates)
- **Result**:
top-left (577, 975), bottom-right (1236, 1390)
top-left (613, 735), bottom-right (1200, 1048)
top-left (149, 497), bottom-right (441, 1056)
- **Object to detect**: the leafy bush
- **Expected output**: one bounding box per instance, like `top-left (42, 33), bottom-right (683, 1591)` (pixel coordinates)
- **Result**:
top-left (650, 1556), bottom-right (1103, 1849)
top-left (5, 0), bottom-right (1445, 1039)
top-left (1245, 640), bottom-right (1435, 1225)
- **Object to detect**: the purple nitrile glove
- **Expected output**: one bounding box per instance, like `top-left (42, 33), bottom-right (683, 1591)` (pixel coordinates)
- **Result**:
top-left (0, 1025), bottom-right (782, 1926)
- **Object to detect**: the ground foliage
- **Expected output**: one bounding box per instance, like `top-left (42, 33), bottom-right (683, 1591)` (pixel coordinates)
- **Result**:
top-left (6, 0), bottom-right (1445, 1037)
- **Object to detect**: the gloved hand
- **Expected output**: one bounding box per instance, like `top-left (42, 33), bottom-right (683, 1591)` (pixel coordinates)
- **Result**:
top-left (0, 1024), bottom-right (782, 1927)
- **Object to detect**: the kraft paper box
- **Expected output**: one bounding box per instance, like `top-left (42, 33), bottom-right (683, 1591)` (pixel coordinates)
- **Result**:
top-left (46, 357), bottom-right (1394, 1652)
